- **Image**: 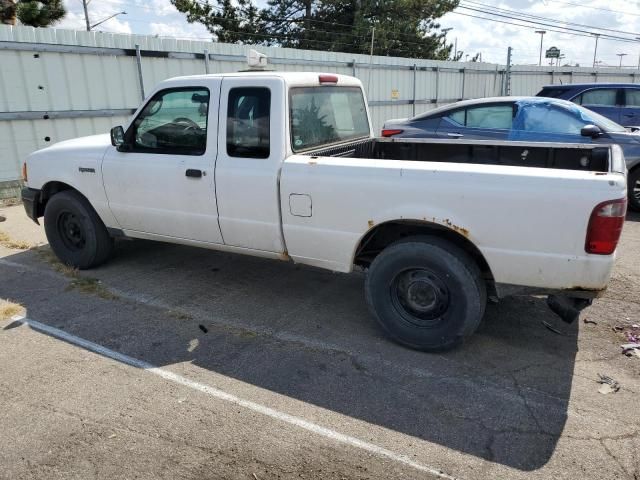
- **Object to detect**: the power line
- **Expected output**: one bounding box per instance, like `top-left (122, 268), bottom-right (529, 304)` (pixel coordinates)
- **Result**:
top-left (450, 10), bottom-right (640, 45)
top-left (544, 0), bottom-right (640, 19)
top-left (461, 0), bottom-right (640, 38)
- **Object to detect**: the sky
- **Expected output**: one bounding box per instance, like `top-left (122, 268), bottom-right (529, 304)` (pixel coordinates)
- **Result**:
top-left (55, 0), bottom-right (640, 67)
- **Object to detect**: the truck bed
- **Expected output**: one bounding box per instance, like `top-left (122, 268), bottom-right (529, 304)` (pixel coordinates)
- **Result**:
top-left (306, 137), bottom-right (610, 172)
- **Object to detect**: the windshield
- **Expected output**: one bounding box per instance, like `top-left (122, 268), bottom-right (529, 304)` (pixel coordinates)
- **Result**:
top-left (573, 105), bottom-right (627, 133)
top-left (289, 86), bottom-right (370, 152)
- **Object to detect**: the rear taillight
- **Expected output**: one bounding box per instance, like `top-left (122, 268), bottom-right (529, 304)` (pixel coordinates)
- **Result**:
top-left (381, 129), bottom-right (403, 137)
top-left (585, 198), bottom-right (626, 255)
top-left (22, 162), bottom-right (27, 182)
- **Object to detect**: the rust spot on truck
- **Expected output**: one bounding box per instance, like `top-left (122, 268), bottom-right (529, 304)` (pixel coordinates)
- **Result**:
top-left (308, 160), bottom-right (317, 166)
top-left (443, 218), bottom-right (470, 237)
top-left (368, 220), bottom-right (375, 228)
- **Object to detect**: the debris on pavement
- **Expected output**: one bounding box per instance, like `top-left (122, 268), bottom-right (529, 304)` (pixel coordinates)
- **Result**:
top-left (542, 320), bottom-right (568, 336)
top-left (198, 324), bottom-right (208, 333)
top-left (583, 318), bottom-right (597, 325)
top-left (0, 215), bottom-right (6, 222)
top-left (597, 374), bottom-right (621, 394)
top-left (621, 343), bottom-right (640, 357)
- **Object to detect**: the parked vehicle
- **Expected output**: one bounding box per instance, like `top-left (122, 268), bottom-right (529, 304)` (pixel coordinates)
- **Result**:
top-left (382, 96), bottom-right (640, 211)
top-left (21, 72), bottom-right (627, 351)
top-left (536, 83), bottom-right (640, 127)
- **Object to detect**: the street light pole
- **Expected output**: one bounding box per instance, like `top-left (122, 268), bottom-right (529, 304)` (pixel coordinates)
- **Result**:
top-left (592, 33), bottom-right (600, 68)
top-left (617, 53), bottom-right (628, 68)
top-left (535, 30), bottom-right (546, 66)
top-left (90, 11), bottom-right (127, 30)
top-left (82, 0), bottom-right (91, 31)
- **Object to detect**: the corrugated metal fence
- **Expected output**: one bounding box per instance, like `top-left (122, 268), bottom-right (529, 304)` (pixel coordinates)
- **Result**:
top-left (1, 25), bottom-right (639, 197)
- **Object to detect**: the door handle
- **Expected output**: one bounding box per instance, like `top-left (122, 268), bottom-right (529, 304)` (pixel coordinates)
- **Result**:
top-left (447, 132), bottom-right (464, 138)
top-left (185, 169), bottom-right (202, 178)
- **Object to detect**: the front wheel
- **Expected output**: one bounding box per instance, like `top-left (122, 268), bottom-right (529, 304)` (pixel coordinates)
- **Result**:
top-left (365, 236), bottom-right (486, 351)
top-left (44, 190), bottom-right (114, 269)
top-left (628, 168), bottom-right (640, 212)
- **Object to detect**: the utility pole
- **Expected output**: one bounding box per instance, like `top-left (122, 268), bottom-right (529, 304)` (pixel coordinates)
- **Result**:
top-left (504, 46), bottom-right (513, 96)
top-left (617, 53), bottom-right (627, 68)
top-left (535, 30), bottom-right (546, 66)
top-left (81, 0), bottom-right (126, 31)
top-left (82, 0), bottom-right (90, 31)
top-left (366, 27), bottom-right (375, 97)
top-left (592, 33), bottom-right (600, 68)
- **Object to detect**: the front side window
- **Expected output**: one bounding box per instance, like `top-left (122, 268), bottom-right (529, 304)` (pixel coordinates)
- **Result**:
top-left (518, 105), bottom-right (587, 134)
top-left (290, 86), bottom-right (370, 151)
top-left (130, 88), bottom-right (209, 155)
top-left (227, 87), bottom-right (271, 158)
top-left (624, 89), bottom-right (640, 107)
top-left (576, 89), bottom-right (618, 106)
top-left (464, 105), bottom-right (513, 129)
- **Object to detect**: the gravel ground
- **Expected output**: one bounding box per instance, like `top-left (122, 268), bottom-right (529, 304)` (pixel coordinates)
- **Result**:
top-left (1, 203), bottom-right (639, 480)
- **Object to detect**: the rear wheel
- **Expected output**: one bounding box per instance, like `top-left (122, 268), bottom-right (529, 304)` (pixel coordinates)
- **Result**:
top-left (365, 236), bottom-right (486, 351)
top-left (44, 190), bottom-right (113, 269)
top-left (628, 167), bottom-right (640, 212)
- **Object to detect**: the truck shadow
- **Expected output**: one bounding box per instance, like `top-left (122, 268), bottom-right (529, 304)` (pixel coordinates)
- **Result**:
top-left (1, 241), bottom-right (580, 471)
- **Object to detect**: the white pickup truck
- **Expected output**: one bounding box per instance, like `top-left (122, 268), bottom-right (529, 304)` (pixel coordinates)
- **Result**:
top-left (21, 71), bottom-right (628, 351)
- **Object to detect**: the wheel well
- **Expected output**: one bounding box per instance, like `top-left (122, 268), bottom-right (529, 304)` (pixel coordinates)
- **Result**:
top-left (36, 181), bottom-right (74, 217)
top-left (354, 220), bottom-right (496, 295)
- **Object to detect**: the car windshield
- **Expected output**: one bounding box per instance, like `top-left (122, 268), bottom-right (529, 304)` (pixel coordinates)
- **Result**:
top-left (572, 104), bottom-right (627, 133)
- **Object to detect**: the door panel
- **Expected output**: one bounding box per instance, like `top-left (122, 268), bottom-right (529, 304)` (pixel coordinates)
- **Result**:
top-left (102, 82), bottom-right (223, 244)
top-left (215, 77), bottom-right (286, 253)
top-left (621, 88), bottom-right (640, 126)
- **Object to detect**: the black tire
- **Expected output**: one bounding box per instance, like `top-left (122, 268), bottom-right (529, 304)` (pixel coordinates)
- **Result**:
top-left (365, 236), bottom-right (486, 352)
top-left (628, 167), bottom-right (640, 212)
top-left (43, 190), bottom-right (114, 269)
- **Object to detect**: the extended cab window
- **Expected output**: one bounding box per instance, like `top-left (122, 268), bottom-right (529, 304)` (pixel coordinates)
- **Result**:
top-left (227, 87), bottom-right (271, 158)
top-left (130, 88), bottom-right (209, 155)
top-left (290, 86), bottom-right (370, 151)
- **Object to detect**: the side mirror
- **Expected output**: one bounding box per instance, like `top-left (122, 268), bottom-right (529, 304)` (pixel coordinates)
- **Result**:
top-left (581, 124), bottom-right (602, 138)
top-left (110, 126), bottom-right (125, 147)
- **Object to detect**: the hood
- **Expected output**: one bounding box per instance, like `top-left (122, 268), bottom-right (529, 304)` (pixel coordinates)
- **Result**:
top-left (41, 134), bottom-right (112, 153)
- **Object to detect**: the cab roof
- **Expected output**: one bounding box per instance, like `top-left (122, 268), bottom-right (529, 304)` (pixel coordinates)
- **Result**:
top-left (160, 71), bottom-right (363, 88)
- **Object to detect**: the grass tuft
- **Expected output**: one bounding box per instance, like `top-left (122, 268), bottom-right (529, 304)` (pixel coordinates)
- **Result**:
top-left (0, 230), bottom-right (32, 250)
top-left (0, 300), bottom-right (25, 321)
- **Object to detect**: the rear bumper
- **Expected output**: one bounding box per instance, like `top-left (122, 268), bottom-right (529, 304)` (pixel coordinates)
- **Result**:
top-left (21, 187), bottom-right (41, 225)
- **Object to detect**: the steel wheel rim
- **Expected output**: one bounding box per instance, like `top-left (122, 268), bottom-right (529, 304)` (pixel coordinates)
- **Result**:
top-left (390, 268), bottom-right (450, 327)
top-left (56, 211), bottom-right (86, 252)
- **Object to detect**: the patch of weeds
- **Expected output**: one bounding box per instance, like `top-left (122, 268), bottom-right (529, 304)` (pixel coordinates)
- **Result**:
top-left (0, 300), bottom-right (25, 321)
top-left (66, 277), bottom-right (118, 300)
top-left (33, 246), bottom-right (118, 301)
top-left (169, 310), bottom-right (193, 321)
top-left (33, 246), bottom-right (79, 277)
top-left (0, 230), bottom-right (31, 250)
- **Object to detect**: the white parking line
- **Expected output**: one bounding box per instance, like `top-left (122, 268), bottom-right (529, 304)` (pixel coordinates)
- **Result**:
top-left (15, 316), bottom-right (459, 480)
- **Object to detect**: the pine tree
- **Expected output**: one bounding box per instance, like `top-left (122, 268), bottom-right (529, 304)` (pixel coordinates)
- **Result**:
top-left (171, 0), bottom-right (457, 60)
top-left (16, 0), bottom-right (65, 27)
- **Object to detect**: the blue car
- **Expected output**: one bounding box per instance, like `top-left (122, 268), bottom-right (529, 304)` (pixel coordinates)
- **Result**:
top-left (382, 97), bottom-right (640, 210)
top-left (537, 83), bottom-right (640, 127)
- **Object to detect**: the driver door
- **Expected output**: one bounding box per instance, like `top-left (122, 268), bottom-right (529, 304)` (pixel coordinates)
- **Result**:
top-left (102, 83), bottom-right (223, 244)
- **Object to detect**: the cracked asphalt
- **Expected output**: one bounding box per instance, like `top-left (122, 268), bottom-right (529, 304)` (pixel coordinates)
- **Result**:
top-left (1, 203), bottom-right (639, 480)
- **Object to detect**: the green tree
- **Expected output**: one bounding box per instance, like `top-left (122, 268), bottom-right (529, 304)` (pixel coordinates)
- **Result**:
top-left (171, 0), bottom-right (457, 60)
top-left (16, 0), bottom-right (65, 27)
top-left (172, 0), bottom-right (263, 43)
